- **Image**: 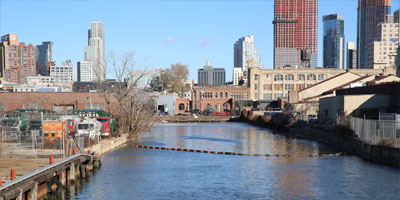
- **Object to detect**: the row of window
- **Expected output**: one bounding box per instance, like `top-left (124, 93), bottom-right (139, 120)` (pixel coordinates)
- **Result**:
top-left (261, 83), bottom-right (313, 91)
top-left (259, 74), bottom-right (325, 81)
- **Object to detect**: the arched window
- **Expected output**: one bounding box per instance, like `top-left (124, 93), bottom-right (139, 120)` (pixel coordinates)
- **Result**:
top-left (318, 74), bottom-right (325, 80)
top-left (179, 103), bottom-right (185, 111)
top-left (298, 74), bottom-right (305, 80)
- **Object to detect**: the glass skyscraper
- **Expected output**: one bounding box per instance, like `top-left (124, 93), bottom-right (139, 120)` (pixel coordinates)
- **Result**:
top-left (323, 14), bottom-right (345, 69)
top-left (36, 41), bottom-right (53, 76)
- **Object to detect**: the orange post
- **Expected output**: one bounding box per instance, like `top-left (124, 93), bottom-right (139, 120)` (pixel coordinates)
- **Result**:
top-left (73, 148), bottom-right (77, 155)
top-left (49, 156), bottom-right (54, 164)
top-left (0, 178), bottom-right (2, 186)
top-left (11, 169), bottom-right (16, 180)
top-left (88, 150), bottom-right (91, 155)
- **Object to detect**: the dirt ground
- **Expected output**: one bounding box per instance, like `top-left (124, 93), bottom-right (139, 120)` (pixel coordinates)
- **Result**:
top-left (0, 157), bottom-right (61, 184)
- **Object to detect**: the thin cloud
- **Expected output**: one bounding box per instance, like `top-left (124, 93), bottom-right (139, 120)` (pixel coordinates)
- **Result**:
top-left (199, 37), bottom-right (218, 47)
top-left (162, 36), bottom-right (177, 46)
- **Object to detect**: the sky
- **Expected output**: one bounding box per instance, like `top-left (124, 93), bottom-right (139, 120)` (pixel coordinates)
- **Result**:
top-left (1, 0), bottom-right (399, 82)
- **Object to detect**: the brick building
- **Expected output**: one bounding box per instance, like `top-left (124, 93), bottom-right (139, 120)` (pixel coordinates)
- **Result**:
top-left (0, 34), bottom-right (37, 84)
top-left (192, 85), bottom-right (249, 112)
top-left (0, 92), bottom-right (119, 114)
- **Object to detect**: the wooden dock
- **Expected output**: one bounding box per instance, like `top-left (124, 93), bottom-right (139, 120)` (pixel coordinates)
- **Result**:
top-left (0, 153), bottom-right (101, 200)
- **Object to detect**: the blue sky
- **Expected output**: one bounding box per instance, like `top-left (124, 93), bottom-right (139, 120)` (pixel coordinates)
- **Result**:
top-left (1, 0), bottom-right (399, 81)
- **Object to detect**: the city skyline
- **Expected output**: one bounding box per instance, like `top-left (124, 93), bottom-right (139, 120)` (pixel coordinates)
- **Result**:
top-left (1, 0), bottom-right (399, 81)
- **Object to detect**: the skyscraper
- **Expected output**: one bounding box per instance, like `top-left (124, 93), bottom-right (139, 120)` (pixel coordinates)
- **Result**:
top-left (0, 34), bottom-right (36, 84)
top-left (233, 35), bottom-right (261, 85)
top-left (357, 0), bottom-right (391, 69)
top-left (84, 22), bottom-right (105, 80)
top-left (273, 0), bottom-right (318, 69)
top-left (36, 41), bottom-right (53, 76)
top-left (323, 14), bottom-right (345, 69)
top-left (347, 42), bottom-right (357, 69)
top-left (234, 35), bottom-right (262, 71)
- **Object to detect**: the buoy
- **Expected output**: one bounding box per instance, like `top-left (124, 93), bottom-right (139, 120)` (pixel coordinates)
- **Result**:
top-left (88, 150), bottom-right (91, 155)
top-left (72, 148), bottom-right (77, 155)
top-left (174, 148), bottom-right (177, 151)
top-left (147, 146), bottom-right (150, 149)
top-left (136, 145), bottom-right (138, 148)
top-left (152, 146), bottom-right (156, 149)
top-left (49, 156), bottom-right (54, 164)
top-left (0, 178), bottom-right (2, 186)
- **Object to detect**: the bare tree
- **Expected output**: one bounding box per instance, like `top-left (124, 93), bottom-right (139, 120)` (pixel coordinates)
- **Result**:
top-left (98, 51), bottom-right (155, 137)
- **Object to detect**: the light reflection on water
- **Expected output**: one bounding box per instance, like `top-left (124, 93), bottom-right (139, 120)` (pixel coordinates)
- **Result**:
top-left (66, 123), bottom-right (400, 200)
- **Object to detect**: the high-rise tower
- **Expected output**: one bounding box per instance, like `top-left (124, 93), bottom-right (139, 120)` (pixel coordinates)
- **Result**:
top-left (323, 14), bottom-right (345, 69)
top-left (273, 0), bottom-right (318, 69)
top-left (84, 22), bottom-right (105, 80)
top-left (357, 0), bottom-right (391, 69)
top-left (233, 35), bottom-right (261, 85)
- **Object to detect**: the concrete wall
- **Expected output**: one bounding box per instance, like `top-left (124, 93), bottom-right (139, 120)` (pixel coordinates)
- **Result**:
top-left (87, 134), bottom-right (132, 155)
top-left (319, 94), bottom-right (391, 121)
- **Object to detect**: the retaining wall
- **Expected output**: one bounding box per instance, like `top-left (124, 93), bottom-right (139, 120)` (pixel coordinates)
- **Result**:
top-left (87, 134), bottom-right (133, 155)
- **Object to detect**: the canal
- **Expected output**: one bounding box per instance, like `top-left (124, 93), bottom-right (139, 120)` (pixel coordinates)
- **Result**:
top-left (66, 122), bottom-right (400, 199)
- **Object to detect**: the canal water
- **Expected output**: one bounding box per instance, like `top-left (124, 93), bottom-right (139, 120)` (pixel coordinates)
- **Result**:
top-left (66, 123), bottom-right (400, 199)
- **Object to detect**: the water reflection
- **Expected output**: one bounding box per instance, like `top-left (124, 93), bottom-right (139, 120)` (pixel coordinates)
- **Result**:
top-left (66, 122), bottom-right (400, 200)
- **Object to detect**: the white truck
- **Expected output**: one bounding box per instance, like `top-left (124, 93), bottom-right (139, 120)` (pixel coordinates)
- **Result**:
top-left (77, 119), bottom-right (102, 138)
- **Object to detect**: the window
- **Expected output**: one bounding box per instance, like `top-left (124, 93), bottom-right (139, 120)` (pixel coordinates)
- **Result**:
top-left (274, 93), bottom-right (283, 99)
top-left (263, 93), bottom-right (272, 100)
top-left (274, 84), bottom-right (283, 90)
top-left (225, 92), bottom-right (228, 98)
top-left (298, 74), bottom-right (305, 80)
top-left (23, 103), bottom-right (43, 110)
top-left (85, 103), bottom-right (105, 110)
top-left (318, 74), bottom-right (325, 80)
top-left (285, 74), bottom-right (294, 80)
top-left (263, 84), bottom-right (272, 90)
top-left (179, 103), bottom-right (185, 110)
top-left (307, 74), bottom-right (316, 80)
top-left (285, 84), bottom-right (293, 90)
top-left (274, 74), bottom-right (283, 81)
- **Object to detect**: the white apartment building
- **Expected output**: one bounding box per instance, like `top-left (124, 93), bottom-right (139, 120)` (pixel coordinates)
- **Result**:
top-left (50, 60), bottom-right (76, 84)
top-left (370, 14), bottom-right (399, 69)
top-left (233, 67), bottom-right (244, 86)
top-left (77, 61), bottom-right (95, 82)
top-left (233, 35), bottom-right (262, 78)
top-left (27, 60), bottom-right (75, 87)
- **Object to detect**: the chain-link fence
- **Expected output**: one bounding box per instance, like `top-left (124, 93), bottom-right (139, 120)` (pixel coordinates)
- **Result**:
top-left (350, 117), bottom-right (400, 147)
top-left (0, 129), bottom-right (102, 158)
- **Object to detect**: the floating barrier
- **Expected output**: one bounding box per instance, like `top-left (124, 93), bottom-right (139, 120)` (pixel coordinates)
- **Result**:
top-left (135, 145), bottom-right (345, 157)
